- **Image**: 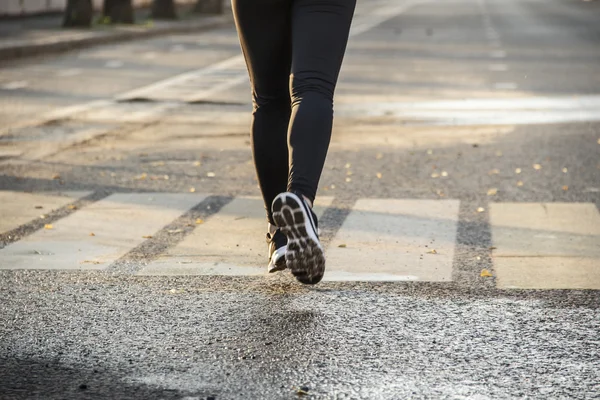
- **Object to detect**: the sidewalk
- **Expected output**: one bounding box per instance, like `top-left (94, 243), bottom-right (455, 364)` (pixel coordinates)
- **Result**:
top-left (0, 6), bottom-right (233, 62)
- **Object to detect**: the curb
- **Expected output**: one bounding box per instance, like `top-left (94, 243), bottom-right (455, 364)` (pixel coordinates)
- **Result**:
top-left (0, 14), bottom-right (234, 63)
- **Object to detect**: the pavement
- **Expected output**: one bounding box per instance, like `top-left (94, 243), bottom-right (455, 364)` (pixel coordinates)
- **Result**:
top-left (0, 5), bottom-right (233, 62)
top-left (1, 0), bottom-right (600, 398)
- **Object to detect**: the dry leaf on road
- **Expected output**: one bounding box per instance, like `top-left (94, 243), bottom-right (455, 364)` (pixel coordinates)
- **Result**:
top-left (480, 269), bottom-right (493, 277)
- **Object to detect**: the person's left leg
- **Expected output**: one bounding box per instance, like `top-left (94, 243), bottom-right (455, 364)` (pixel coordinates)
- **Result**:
top-left (231, 0), bottom-right (292, 226)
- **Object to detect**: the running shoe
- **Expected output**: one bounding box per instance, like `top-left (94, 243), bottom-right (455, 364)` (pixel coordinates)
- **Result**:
top-left (272, 191), bottom-right (324, 284)
top-left (267, 229), bottom-right (287, 273)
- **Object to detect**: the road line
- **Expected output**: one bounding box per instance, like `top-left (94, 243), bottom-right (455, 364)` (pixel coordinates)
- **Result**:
top-left (0, 191), bottom-right (107, 250)
top-left (490, 203), bottom-right (600, 289)
top-left (490, 50), bottom-right (506, 58)
top-left (324, 199), bottom-right (460, 282)
top-left (138, 196), bottom-right (333, 276)
top-left (0, 191), bottom-right (91, 237)
top-left (0, 193), bottom-right (203, 270)
top-left (111, 194), bottom-right (230, 273)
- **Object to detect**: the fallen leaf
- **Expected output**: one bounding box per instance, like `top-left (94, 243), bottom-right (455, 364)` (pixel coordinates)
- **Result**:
top-left (346, 170), bottom-right (353, 176)
top-left (135, 173), bottom-right (148, 180)
top-left (427, 249), bottom-right (437, 254)
top-left (480, 269), bottom-right (493, 277)
top-left (89, 232), bottom-right (95, 236)
top-left (427, 149), bottom-right (433, 155)
top-left (489, 246), bottom-right (497, 250)
top-left (487, 188), bottom-right (498, 196)
top-left (338, 244), bottom-right (347, 248)
top-left (330, 184), bottom-right (336, 189)
top-left (533, 164), bottom-right (542, 170)
top-left (39, 215), bottom-right (46, 219)
top-left (151, 161), bottom-right (165, 167)
top-left (562, 167), bottom-right (568, 173)
top-left (515, 168), bottom-right (522, 174)
top-left (562, 185), bottom-right (569, 191)
top-left (376, 172), bottom-right (382, 179)
top-left (35, 206), bottom-right (43, 209)
top-left (376, 153), bottom-right (383, 159)
top-left (345, 177), bottom-right (352, 182)
top-left (436, 189), bottom-right (445, 197)
top-left (81, 260), bottom-right (101, 265)
top-left (441, 171), bottom-right (448, 177)
top-left (193, 161), bottom-right (202, 166)
top-left (189, 187), bottom-right (196, 193)
top-left (163, 175), bottom-right (169, 180)
top-left (44, 224), bottom-right (53, 229)
top-left (517, 181), bottom-right (524, 187)
top-left (68, 205), bottom-right (77, 210)
top-left (477, 207), bottom-right (485, 213)
top-left (207, 172), bottom-right (216, 177)
top-left (597, 138), bottom-right (600, 144)
top-left (52, 174), bottom-right (61, 180)
top-left (345, 163), bottom-right (351, 169)
top-left (431, 172), bottom-right (440, 178)
top-left (195, 218), bottom-right (204, 225)
top-left (142, 235), bottom-right (153, 239)
top-left (167, 229), bottom-right (183, 234)
top-left (489, 169), bottom-right (500, 175)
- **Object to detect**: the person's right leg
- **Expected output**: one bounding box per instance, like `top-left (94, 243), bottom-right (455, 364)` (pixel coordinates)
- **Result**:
top-left (287, 0), bottom-right (356, 203)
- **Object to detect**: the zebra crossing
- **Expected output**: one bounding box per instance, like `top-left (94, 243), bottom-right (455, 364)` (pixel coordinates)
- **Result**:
top-left (0, 191), bottom-right (599, 289)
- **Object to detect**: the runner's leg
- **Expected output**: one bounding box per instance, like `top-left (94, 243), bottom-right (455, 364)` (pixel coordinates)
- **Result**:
top-left (287, 0), bottom-right (356, 203)
top-left (232, 0), bottom-right (292, 224)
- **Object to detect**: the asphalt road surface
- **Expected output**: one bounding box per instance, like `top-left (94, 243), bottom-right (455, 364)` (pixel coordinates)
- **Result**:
top-left (1, 0), bottom-right (599, 398)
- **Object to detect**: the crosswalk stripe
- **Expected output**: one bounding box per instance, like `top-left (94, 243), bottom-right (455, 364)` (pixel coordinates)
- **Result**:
top-left (324, 199), bottom-right (460, 282)
top-left (0, 193), bottom-right (205, 270)
top-left (490, 203), bottom-right (600, 289)
top-left (1, 192), bottom-right (598, 289)
top-left (137, 196), bottom-right (333, 276)
top-left (0, 191), bottom-right (90, 235)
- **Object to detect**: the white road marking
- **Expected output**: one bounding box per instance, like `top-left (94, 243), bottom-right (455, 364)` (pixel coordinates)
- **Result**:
top-left (490, 50), bottom-right (507, 58)
top-left (490, 203), bottom-right (600, 289)
top-left (0, 193), bottom-right (205, 270)
top-left (324, 199), bottom-right (459, 282)
top-left (336, 95), bottom-right (600, 125)
top-left (0, 191), bottom-right (91, 234)
top-left (138, 196), bottom-right (333, 276)
top-left (2, 81), bottom-right (28, 90)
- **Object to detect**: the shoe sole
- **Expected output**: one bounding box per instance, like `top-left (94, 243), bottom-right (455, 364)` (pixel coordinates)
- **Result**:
top-left (272, 192), bottom-right (324, 284)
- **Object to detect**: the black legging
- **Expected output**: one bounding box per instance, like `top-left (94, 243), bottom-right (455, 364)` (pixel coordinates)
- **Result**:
top-left (232, 0), bottom-right (356, 224)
